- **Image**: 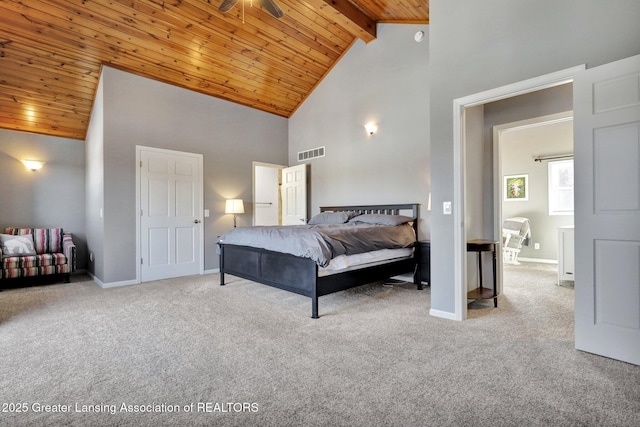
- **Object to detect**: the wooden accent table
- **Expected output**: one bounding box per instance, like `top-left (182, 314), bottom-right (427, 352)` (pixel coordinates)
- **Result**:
top-left (466, 239), bottom-right (498, 308)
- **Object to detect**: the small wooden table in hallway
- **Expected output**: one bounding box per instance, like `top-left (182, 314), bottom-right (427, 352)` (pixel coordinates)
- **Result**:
top-left (466, 239), bottom-right (499, 308)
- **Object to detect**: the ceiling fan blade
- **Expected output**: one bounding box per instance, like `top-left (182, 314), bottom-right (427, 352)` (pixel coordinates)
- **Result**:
top-left (260, 0), bottom-right (285, 18)
top-left (219, 0), bottom-right (239, 13)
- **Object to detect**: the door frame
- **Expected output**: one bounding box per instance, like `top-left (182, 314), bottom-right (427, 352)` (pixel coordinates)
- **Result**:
top-left (450, 65), bottom-right (584, 321)
top-left (135, 145), bottom-right (205, 283)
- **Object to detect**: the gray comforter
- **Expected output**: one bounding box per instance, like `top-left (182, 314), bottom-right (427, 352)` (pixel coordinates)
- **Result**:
top-left (217, 223), bottom-right (416, 267)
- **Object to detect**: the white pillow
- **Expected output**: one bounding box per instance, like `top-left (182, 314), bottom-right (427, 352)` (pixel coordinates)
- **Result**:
top-left (0, 233), bottom-right (37, 258)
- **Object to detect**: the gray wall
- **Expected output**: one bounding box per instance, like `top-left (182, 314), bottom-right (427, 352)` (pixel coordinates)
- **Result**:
top-left (429, 0), bottom-right (640, 314)
top-left (289, 24), bottom-right (431, 239)
top-left (85, 72), bottom-right (105, 279)
top-left (93, 66), bottom-right (288, 284)
top-left (0, 129), bottom-right (87, 270)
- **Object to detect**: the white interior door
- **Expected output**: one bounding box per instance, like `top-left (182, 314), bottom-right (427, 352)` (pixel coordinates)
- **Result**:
top-left (281, 164), bottom-right (308, 225)
top-left (139, 147), bottom-right (203, 282)
top-left (574, 54), bottom-right (640, 365)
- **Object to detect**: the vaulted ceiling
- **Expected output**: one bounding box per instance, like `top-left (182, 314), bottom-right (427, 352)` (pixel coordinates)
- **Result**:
top-left (0, 0), bottom-right (428, 140)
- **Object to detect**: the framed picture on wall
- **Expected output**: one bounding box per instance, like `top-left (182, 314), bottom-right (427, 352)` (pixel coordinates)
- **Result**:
top-left (504, 174), bottom-right (528, 201)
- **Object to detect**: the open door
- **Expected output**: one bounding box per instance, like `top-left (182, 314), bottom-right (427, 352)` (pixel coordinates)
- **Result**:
top-left (574, 54), bottom-right (640, 365)
top-left (281, 164), bottom-right (308, 225)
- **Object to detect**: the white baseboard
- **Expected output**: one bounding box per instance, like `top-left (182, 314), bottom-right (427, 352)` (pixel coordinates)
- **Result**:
top-left (429, 308), bottom-right (460, 321)
top-left (516, 257), bottom-right (558, 264)
top-left (88, 272), bottom-right (138, 288)
top-left (89, 270), bottom-right (220, 288)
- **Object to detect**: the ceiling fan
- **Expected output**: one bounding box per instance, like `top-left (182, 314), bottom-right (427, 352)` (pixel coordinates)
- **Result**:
top-left (219, 0), bottom-right (285, 19)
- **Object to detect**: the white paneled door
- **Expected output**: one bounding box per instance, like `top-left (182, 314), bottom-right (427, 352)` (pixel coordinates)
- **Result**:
top-left (139, 147), bottom-right (203, 282)
top-left (574, 54), bottom-right (640, 365)
top-left (281, 164), bottom-right (308, 225)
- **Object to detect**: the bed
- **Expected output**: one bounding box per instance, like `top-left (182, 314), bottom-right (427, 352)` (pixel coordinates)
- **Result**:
top-left (217, 203), bottom-right (420, 318)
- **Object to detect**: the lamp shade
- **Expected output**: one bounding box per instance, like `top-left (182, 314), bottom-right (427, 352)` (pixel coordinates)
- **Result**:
top-left (225, 199), bottom-right (244, 214)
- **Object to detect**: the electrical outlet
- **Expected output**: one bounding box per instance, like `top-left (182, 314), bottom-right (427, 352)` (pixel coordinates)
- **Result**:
top-left (534, 243), bottom-right (540, 250)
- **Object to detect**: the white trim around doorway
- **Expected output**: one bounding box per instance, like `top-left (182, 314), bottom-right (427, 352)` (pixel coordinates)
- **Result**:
top-left (449, 65), bottom-right (585, 321)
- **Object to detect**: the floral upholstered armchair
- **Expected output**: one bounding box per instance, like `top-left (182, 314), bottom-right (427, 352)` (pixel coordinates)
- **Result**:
top-left (0, 228), bottom-right (76, 286)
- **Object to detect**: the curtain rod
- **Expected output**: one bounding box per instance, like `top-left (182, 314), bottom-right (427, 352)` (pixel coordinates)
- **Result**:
top-left (534, 154), bottom-right (573, 162)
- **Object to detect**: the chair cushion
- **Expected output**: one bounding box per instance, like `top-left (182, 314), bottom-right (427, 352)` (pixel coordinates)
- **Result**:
top-left (2, 255), bottom-right (39, 269)
top-left (37, 253), bottom-right (68, 267)
top-left (4, 267), bottom-right (40, 278)
top-left (33, 228), bottom-right (64, 254)
top-left (2, 254), bottom-right (67, 269)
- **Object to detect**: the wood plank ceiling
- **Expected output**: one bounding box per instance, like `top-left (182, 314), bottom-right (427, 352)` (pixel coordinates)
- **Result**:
top-left (0, 0), bottom-right (428, 140)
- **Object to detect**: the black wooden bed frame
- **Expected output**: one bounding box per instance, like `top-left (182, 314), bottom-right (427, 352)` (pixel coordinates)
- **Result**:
top-left (219, 203), bottom-right (420, 318)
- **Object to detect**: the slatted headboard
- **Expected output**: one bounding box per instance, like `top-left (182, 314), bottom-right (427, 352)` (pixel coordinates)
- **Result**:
top-left (319, 203), bottom-right (420, 237)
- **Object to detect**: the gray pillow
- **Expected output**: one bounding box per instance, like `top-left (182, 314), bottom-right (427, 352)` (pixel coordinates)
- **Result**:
top-left (308, 211), bottom-right (352, 225)
top-left (348, 214), bottom-right (413, 226)
top-left (0, 233), bottom-right (37, 258)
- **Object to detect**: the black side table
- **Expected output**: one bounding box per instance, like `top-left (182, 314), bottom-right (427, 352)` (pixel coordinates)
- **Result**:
top-left (466, 239), bottom-right (498, 307)
top-left (414, 241), bottom-right (430, 290)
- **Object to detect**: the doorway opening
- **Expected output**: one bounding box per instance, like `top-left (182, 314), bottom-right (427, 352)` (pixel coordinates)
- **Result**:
top-left (487, 112), bottom-right (575, 318)
top-left (252, 162), bottom-right (310, 227)
top-left (253, 162), bottom-right (285, 226)
top-left (451, 55), bottom-right (640, 365)
top-left (449, 65), bottom-right (585, 321)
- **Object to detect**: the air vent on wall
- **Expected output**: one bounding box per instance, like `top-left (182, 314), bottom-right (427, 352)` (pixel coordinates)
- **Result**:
top-left (298, 146), bottom-right (325, 162)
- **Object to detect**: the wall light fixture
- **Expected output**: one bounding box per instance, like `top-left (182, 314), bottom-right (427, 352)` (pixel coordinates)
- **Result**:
top-left (23, 160), bottom-right (45, 171)
top-left (364, 123), bottom-right (377, 135)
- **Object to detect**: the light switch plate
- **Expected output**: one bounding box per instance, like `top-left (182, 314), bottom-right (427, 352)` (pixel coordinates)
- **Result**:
top-left (443, 201), bottom-right (452, 215)
top-left (204, 209), bottom-right (210, 217)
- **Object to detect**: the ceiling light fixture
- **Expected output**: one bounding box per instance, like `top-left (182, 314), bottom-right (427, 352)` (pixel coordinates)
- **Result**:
top-left (414, 31), bottom-right (425, 43)
top-left (219, 0), bottom-right (285, 23)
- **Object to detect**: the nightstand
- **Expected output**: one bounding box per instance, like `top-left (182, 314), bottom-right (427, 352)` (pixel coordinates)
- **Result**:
top-left (414, 240), bottom-right (430, 289)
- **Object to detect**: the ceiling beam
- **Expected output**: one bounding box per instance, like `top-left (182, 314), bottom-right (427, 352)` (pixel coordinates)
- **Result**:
top-left (308, 0), bottom-right (376, 43)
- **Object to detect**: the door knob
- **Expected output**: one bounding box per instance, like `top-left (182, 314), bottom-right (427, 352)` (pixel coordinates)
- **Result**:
top-left (194, 219), bottom-right (201, 224)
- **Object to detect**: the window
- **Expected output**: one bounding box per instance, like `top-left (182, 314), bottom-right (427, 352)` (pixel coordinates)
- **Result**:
top-left (548, 159), bottom-right (574, 215)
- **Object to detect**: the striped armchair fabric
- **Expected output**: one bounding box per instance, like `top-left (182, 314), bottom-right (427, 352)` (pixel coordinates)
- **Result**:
top-left (0, 227), bottom-right (76, 283)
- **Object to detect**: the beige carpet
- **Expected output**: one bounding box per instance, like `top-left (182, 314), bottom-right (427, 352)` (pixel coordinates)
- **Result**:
top-left (0, 263), bottom-right (638, 426)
